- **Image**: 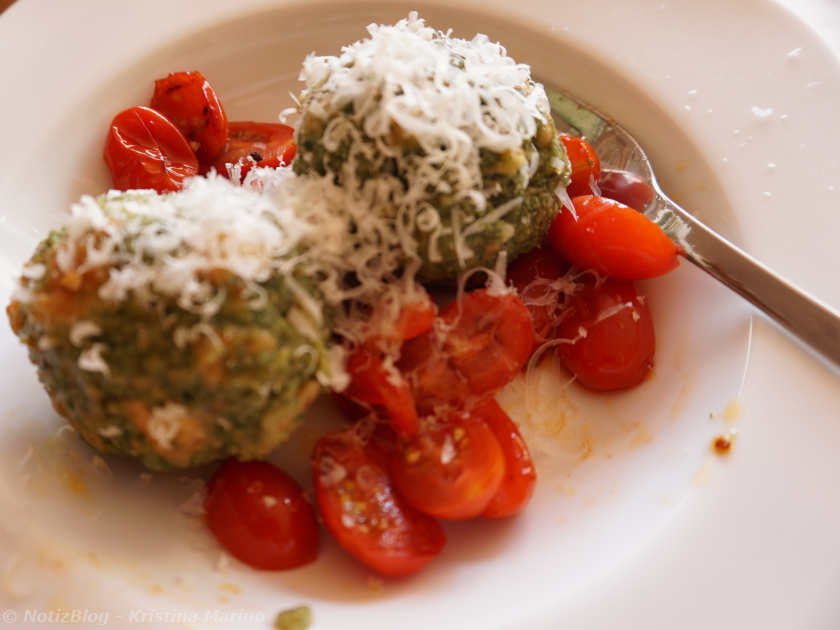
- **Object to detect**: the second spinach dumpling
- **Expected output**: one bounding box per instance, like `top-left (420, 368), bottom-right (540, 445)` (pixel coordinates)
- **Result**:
top-left (7, 178), bottom-right (330, 470)
top-left (293, 13), bottom-right (570, 283)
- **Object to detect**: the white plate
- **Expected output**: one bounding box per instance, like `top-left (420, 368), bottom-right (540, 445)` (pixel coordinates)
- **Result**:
top-left (1, 1), bottom-right (839, 629)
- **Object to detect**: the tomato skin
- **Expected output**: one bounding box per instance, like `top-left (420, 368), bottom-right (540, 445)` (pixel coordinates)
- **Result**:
top-left (554, 279), bottom-right (655, 391)
top-left (364, 288), bottom-right (437, 349)
top-left (598, 170), bottom-right (655, 210)
top-left (313, 433), bottom-right (446, 577)
top-left (344, 347), bottom-right (419, 437)
top-left (559, 134), bottom-right (601, 197)
top-left (150, 71), bottom-right (229, 165)
top-left (331, 391), bottom-right (370, 423)
top-left (477, 399), bottom-right (537, 519)
top-left (391, 292), bottom-right (436, 341)
top-left (399, 290), bottom-right (534, 414)
top-left (103, 106), bottom-right (198, 193)
top-left (211, 122), bottom-right (296, 180)
top-left (507, 246), bottom-right (570, 344)
top-left (204, 460), bottom-right (318, 571)
top-left (437, 290), bottom-right (534, 395)
top-left (398, 335), bottom-right (472, 415)
top-left (389, 413), bottom-right (505, 520)
top-left (548, 195), bottom-right (679, 281)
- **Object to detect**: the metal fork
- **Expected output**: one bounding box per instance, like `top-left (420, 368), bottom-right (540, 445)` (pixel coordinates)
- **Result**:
top-left (544, 85), bottom-right (840, 369)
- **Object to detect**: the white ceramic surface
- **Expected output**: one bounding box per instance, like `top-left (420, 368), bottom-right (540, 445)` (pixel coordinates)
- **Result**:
top-left (0, 1), bottom-right (838, 629)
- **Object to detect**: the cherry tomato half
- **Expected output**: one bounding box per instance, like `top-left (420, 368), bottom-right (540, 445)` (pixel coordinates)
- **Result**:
top-left (103, 106), bottom-right (198, 193)
top-left (211, 122), bottom-right (296, 180)
top-left (150, 71), bottom-right (229, 166)
top-left (559, 134), bottom-right (601, 197)
top-left (399, 290), bottom-right (534, 414)
top-left (477, 399), bottom-right (537, 519)
top-left (507, 245), bottom-right (570, 344)
top-left (390, 291), bottom-right (436, 341)
top-left (437, 290), bottom-right (534, 395)
top-left (554, 279), bottom-right (655, 391)
top-left (362, 287), bottom-right (437, 349)
top-left (598, 170), bottom-right (655, 211)
top-left (313, 432), bottom-right (446, 577)
top-left (548, 195), bottom-right (679, 281)
top-left (204, 460), bottom-right (318, 570)
top-left (389, 412), bottom-right (505, 520)
top-left (344, 346), bottom-right (419, 437)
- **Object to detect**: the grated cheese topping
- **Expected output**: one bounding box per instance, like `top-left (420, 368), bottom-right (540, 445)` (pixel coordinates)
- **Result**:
top-left (147, 403), bottom-right (188, 450)
top-left (77, 343), bottom-right (109, 376)
top-left (97, 425), bottom-right (123, 438)
top-left (297, 12), bottom-right (558, 272)
top-left (69, 321), bottom-right (101, 346)
top-left (54, 175), bottom-right (314, 320)
top-left (246, 165), bottom-right (430, 348)
top-left (300, 12), bottom-right (547, 156)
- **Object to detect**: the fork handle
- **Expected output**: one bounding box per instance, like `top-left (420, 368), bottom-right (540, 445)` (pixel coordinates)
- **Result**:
top-left (653, 193), bottom-right (840, 369)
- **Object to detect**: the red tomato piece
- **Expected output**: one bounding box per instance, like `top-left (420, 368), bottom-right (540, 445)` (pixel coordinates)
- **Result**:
top-left (331, 391), bottom-right (370, 423)
top-left (103, 106), bottom-right (198, 193)
top-left (507, 245), bottom-right (570, 344)
top-left (150, 71), bottom-right (229, 165)
top-left (477, 399), bottom-right (537, 519)
top-left (211, 122), bottom-right (296, 179)
top-left (389, 412), bottom-right (505, 520)
top-left (392, 292), bottom-right (436, 341)
top-left (313, 432), bottom-right (446, 577)
top-left (548, 195), bottom-right (679, 281)
top-left (559, 134), bottom-right (601, 197)
top-left (398, 334), bottom-right (472, 415)
top-left (598, 170), bottom-right (655, 210)
top-left (365, 287), bottom-right (437, 347)
top-left (554, 279), bottom-right (655, 391)
top-left (399, 290), bottom-right (534, 414)
top-left (437, 290), bottom-right (534, 395)
top-left (204, 460), bottom-right (318, 570)
top-left (344, 347), bottom-right (419, 437)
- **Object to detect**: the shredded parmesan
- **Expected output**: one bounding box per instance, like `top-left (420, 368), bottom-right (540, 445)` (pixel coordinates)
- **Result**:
top-left (593, 301), bottom-right (633, 324)
top-left (318, 455), bottom-right (347, 486)
top-left (173, 323), bottom-right (223, 351)
top-left (37, 336), bottom-right (56, 351)
top-left (440, 433), bottom-right (456, 465)
top-left (97, 425), bottom-right (122, 438)
top-left (21, 263), bottom-right (45, 280)
top-left (462, 197), bottom-right (523, 238)
top-left (54, 175), bottom-right (314, 320)
top-left (77, 343), bottom-right (109, 376)
top-left (300, 13), bottom-right (547, 155)
top-left (147, 403), bottom-right (188, 450)
top-left (69, 321), bottom-right (101, 346)
top-left (555, 185), bottom-right (576, 220)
